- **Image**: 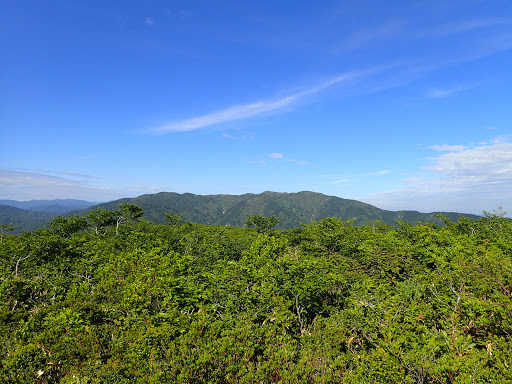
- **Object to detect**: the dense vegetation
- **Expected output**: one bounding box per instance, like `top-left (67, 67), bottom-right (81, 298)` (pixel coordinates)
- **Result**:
top-left (1, 204), bottom-right (511, 383)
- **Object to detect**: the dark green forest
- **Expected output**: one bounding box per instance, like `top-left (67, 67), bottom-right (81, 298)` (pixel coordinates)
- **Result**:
top-left (1, 204), bottom-right (511, 383)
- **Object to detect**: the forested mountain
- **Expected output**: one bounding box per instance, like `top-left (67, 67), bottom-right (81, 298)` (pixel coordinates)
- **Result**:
top-left (0, 205), bottom-right (56, 233)
top-left (0, 200), bottom-right (98, 233)
top-left (1, 191), bottom-right (481, 234)
top-left (75, 191), bottom-right (480, 228)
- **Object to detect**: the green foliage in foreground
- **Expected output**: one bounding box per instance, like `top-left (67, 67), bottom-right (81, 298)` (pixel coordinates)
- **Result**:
top-left (1, 205), bottom-right (511, 383)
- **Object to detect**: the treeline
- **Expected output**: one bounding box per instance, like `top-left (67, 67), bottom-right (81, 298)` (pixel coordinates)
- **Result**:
top-left (0, 205), bottom-right (511, 383)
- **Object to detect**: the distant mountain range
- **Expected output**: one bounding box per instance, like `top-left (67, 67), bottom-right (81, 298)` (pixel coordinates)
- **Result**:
top-left (0, 199), bottom-right (97, 213)
top-left (1, 191), bottom-right (481, 233)
top-left (0, 200), bottom-right (98, 232)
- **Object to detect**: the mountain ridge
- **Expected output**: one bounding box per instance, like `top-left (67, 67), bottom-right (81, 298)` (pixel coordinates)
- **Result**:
top-left (73, 191), bottom-right (481, 228)
top-left (1, 191), bottom-right (482, 233)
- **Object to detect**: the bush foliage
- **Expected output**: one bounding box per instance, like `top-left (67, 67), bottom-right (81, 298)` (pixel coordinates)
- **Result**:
top-left (1, 205), bottom-right (511, 383)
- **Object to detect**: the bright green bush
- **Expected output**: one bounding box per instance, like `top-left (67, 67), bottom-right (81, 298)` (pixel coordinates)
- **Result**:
top-left (1, 211), bottom-right (511, 382)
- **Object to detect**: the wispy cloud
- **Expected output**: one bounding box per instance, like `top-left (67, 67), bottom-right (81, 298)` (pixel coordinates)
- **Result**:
top-left (427, 85), bottom-right (475, 98)
top-left (367, 170), bottom-right (390, 176)
top-left (331, 179), bottom-right (350, 185)
top-left (79, 154), bottom-right (97, 160)
top-left (332, 21), bottom-right (403, 52)
top-left (413, 32), bottom-right (512, 73)
top-left (57, 171), bottom-right (98, 179)
top-left (222, 132), bottom-right (255, 140)
top-left (418, 18), bottom-right (512, 38)
top-left (286, 159), bottom-right (309, 165)
top-left (146, 70), bottom-right (371, 134)
top-left (0, 169), bottom-right (129, 201)
top-left (250, 153), bottom-right (309, 166)
top-left (320, 170), bottom-right (389, 189)
top-left (366, 140), bottom-right (512, 213)
top-left (428, 144), bottom-right (467, 152)
top-left (144, 16), bottom-right (510, 137)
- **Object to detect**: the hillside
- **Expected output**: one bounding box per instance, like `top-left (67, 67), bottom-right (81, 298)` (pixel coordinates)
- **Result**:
top-left (0, 205), bottom-right (56, 232)
top-left (0, 199), bottom-right (98, 233)
top-left (74, 191), bottom-right (481, 228)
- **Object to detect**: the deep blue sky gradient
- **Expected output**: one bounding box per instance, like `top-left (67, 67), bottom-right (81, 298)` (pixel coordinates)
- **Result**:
top-left (1, 1), bottom-right (512, 214)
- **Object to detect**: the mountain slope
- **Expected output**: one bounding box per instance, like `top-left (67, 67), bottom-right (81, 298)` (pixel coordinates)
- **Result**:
top-left (75, 191), bottom-right (481, 228)
top-left (0, 205), bottom-right (56, 232)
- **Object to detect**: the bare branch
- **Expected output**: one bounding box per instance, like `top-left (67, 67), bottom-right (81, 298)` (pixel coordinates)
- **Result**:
top-left (15, 253), bottom-right (33, 277)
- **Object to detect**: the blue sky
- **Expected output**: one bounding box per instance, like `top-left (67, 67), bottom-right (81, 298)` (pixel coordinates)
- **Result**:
top-left (1, 1), bottom-right (512, 214)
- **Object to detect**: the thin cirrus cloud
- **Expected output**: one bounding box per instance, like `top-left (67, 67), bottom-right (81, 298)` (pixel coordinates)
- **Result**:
top-left (57, 171), bottom-right (98, 179)
top-left (426, 85), bottom-right (476, 98)
top-left (366, 170), bottom-right (390, 176)
top-left (428, 144), bottom-right (467, 152)
top-left (418, 18), bottom-right (512, 38)
top-left (268, 153), bottom-right (310, 164)
top-left (332, 21), bottom-right (403, 52)
top-left (146, 70), bottom-right (371, 135)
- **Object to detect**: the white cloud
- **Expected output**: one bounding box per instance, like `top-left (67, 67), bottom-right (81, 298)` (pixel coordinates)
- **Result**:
top-left (146, 70), bottom-right (370, 134)
top-left (365, 141), bottom-right (512, 214)
top-left (426, 142), bottom-right (512, 177)
top-left (145, 17), bottom-right (154, 25)
top-left (268, 153), bottom-right (284, 159)
top-left (428, 144), bottom-right (467, 152)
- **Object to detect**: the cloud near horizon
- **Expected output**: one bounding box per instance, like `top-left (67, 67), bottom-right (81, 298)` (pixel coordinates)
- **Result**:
top-left (0, 169), bottom-right (130, 201)
top-left (366, 140), bottom-right (512, 214)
